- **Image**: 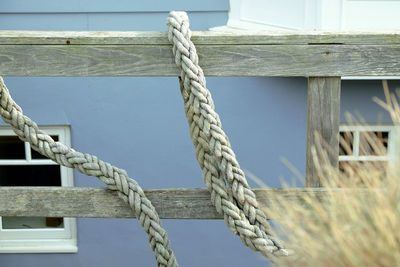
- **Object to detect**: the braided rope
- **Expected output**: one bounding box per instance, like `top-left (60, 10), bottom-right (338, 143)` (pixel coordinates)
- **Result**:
top-left (167, 11), bottom-right (288, 257)
top-left (0, 77), bottom-right (178, 267)
top-left (0, 13), bottom-right (289, 265)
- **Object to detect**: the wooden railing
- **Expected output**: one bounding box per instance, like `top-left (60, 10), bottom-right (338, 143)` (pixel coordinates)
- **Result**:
top-left (0, 30), bottom-right (399, 218)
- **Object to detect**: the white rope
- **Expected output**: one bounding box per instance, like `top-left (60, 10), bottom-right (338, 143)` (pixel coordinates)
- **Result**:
top-left (0, 77), bottom-right (178, 267)
top-left (167, 11), bottom-right (288, 257)
top-left (0, 12), bottom-right (289, 266)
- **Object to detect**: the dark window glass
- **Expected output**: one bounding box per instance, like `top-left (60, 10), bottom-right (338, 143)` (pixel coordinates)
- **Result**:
top-left (359, 131), bottom-right (388, 156)
top-left (31, 135), bottom-right (59, 159)
top-left (2, 217), bottom-right (64, 229)
top-left (0, 136), bottom-right (25, 159)
top-left (0, 165), bottom-right (61, 186)
top-left (339, 131), bottom-right (353, 156)
top-left (0, 164), bottom-right (63, 229)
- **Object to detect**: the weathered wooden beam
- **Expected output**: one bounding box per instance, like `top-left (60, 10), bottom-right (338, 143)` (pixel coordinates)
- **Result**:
top-left (0, 186), bottom-right (339, 219)
top-left (1, 44), bottom-right (400, 76)
top-left (306, 77), bottom-right (341, 187)
top-left (1, 30), bottom-right (400, 45)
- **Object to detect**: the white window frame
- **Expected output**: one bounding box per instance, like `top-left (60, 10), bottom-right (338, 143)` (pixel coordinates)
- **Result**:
top-left (0, 125), bottom-right (77, 253)
top-left (339, 124), bottom-right (399, 174)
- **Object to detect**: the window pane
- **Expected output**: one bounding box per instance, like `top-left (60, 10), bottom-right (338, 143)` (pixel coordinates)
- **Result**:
top-left (0, 136), bottom-right (25, 159)
top-left (339, 131), bottom-right (353, 155)
top-left (359, 131), bottom-right (388, 156)
top-left (2, 217), bottom-right (63, 229)
top-left (0, 165), bottom-right (63, 229)
top-left (31, 135), bottom-right (59, 159)
top-left (0, 165), bottom-right (61, 186)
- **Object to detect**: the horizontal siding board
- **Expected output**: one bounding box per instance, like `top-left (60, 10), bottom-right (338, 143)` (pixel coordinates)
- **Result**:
top-left (0, 12), bottom-right (228, 31)
top-left (0, 187), bottom-right (360, 219)
top-left (1, 44), bottom-right (399, 77)
top-left (2, 31), bottom-right (400, 45)
top-left (0, 14), bottom-right (88, 31)
top-left (0, 0), bottom-right (229, 13)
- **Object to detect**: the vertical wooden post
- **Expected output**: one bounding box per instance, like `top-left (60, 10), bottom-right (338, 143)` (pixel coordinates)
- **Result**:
top-left (306, 77), bottom-right (341, 187)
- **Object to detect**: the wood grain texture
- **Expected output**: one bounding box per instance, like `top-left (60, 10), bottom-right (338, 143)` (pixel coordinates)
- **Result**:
top-left (306, 77), bottom-right (341, 187)
top-left (1, 30), bottom-right (400, 45)
top-left (0, 187), bottom-right (345, 219)
top-left (1, 44), bottom-right (400, 76)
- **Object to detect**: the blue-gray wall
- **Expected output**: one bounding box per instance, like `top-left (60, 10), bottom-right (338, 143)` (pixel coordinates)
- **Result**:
top-left (0, 1), bottom-right (398, 266)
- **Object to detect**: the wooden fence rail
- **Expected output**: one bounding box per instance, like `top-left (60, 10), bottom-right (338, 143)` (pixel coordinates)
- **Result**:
top-left (0, 187), bottom-right (372, 219)
top-left (0, 30), bottom-right (399, 218)
top-left (1, 31), bottom-right (400, 77)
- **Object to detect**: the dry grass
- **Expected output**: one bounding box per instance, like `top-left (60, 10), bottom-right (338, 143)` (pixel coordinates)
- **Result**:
top-left (261, 81), bottom-right (400, 266)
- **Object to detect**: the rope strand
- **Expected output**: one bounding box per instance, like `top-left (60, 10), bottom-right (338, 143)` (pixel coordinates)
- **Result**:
top-left (0, 77), bottom-right (179, 267)
top-left (0, 11), bottom-right (289, 266)
top-left (167, 11), bottom-right (288, 257)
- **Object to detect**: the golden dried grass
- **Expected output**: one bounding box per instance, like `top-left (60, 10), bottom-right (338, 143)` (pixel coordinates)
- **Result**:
top-left (262, 81), bottom-right (400, 266)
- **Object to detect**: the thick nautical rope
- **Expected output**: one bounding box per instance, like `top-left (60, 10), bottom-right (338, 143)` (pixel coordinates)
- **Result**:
top-left (0, 77), bottom-right (178, 267)
top-left (167, 11), bottom-right (288, 257)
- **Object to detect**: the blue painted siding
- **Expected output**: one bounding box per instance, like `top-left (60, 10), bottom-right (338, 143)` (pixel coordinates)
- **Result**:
top-left (0, 2), bottom-right (398, 266)
top-left (0, 77), bottom-right (309, 188)
top-left (341, 80), bottom-right (395, 123)
top-left (0, 11), bottom-right (227, 31)
top-left (2, 75), bottom-right (397, 267)
top-left (0, 0), bottom-right (229, 13)
top-left (0, 76), bottom-right (309, 267)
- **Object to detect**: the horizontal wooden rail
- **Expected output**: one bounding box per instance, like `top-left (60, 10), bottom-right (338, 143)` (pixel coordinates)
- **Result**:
top-left (2, 31), bottom-right (400, 45)
top-left (1, 31), bottom-right (400, 77)
top-left (0, 186), bottom-right (371, 219)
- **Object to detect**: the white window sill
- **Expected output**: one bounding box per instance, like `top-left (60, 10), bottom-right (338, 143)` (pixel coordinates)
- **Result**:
top-left (0, 242), bottom-right (78, 253)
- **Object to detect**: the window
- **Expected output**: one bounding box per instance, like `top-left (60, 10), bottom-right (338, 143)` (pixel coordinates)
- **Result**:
top-left (0, 126), bottom-right (77, 253)
top-left (339, 125), bottom-right (398, 181)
